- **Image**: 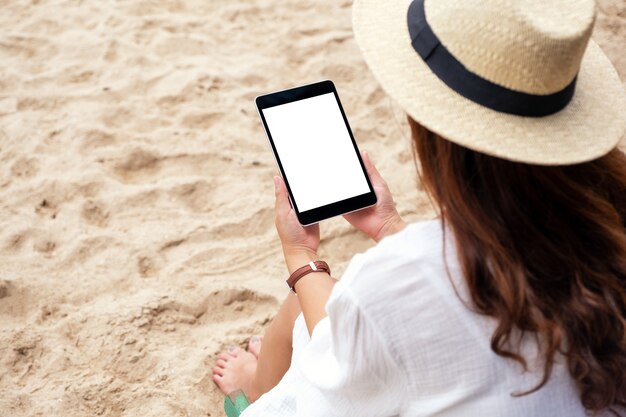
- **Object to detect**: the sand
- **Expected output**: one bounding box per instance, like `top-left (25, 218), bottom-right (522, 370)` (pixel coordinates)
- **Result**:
top-left (0, 1), bottom-right (624, 416)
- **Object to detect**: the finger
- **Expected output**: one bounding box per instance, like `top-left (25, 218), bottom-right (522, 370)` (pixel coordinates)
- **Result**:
top-left (274, 176), bottom-right (291, 217)
top-left (362, 151), bottom-right (385, 184)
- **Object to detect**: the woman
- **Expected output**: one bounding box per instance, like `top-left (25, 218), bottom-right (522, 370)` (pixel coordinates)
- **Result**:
top-left (213, 0), bottom-right (626, 415)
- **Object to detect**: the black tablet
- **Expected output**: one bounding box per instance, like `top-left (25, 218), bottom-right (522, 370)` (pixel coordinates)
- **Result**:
top-left (256, 80), bottom-right (377, 226)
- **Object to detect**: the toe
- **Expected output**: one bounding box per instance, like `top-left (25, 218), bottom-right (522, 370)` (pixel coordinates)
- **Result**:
top-left (217, 353), bottom-right (231, 361)
top-left (211, 349), bottom-right (259, 398)
top-left (247, 335), bottom-right (263, 358)
top-left (227, 345), bottom-right (242, 357)
top-left (212, 373), bottom-right (225, 387)
top-left (213, 373), bottom-right (236, 396)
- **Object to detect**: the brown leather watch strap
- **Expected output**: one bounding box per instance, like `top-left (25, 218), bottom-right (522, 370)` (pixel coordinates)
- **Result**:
top-left (286, 260), bottom-right (331, 293)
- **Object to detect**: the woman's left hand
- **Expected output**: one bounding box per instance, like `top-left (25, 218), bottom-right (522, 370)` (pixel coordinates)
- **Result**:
top-left (273, 176), bottom-right (320, 273)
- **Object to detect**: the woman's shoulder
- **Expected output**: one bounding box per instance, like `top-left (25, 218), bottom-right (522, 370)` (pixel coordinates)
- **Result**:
top-left (337, 218), bottom-right (450, 287)
top-left (330, 218), bottom-right (458, 311)
top-left (326, 218), bottom-right (467, 371)
top-left (377, 218), bottom-right (446, 257)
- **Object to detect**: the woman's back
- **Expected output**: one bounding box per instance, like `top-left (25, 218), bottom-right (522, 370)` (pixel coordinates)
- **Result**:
top-left (410, 122), bottom-right (626, 414)
top-left (337, 220), bottom-right (591, 416)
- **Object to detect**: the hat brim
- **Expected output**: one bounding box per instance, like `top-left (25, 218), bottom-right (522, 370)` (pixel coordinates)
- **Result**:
top-left (353, 0), bottom-right (626, 165)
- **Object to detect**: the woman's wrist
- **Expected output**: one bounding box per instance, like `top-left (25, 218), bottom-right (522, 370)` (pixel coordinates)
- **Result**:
top-left (373, 214), bottom-right (407, 242)
top-left (283, 246), bottom-right (334, 336)
top-left (282, 246), bottom-right (319, 275)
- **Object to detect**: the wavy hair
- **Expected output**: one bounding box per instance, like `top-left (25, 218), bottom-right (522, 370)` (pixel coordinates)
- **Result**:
top-left (409, 117), bottom-right (626, 415)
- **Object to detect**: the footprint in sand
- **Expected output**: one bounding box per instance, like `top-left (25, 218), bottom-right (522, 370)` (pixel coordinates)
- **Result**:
top-left (321, 63), bottom-right (356, 82)
top-left (81, 199), bottom-right (110, 227)
top-left (61, 236), bottom-right (115, 267)
top-left (205, 288), bottom-right (279, 349)
top-left (182, 288), bottom-right (278, 330)
top-left (4, 231), bottom-right (29, 252)
top-left (196, 75), bottom-right (225, 94)
top-left (126, 289), bottom-right (277, 334)
top-left (79, 129), bottom-right (117, 153)
top-left (111, 148), bottom-right (235, 184)
top-left (10, 157), bottom-right (39, 179)
top-left (113, 148), bottom-right (162, 182)
top-left (236, 73), bottom-right (266, 88)
top-left (181, 111), bottom-right (225, 130)
top-left (210, 207), bottom-right (274, 239)
top-left (5, 329), bottom-right (43, 379)
top-left (0, 35), bottom-right (58, 61)
top-left (168, 180), bottom-right (215, 213)
top-left (17, 96), bottom-right (64, 112)
top-left (0, 279), bottom-right (14, 299)
top-left (107, 332), bottom-right (153, 382)
top-left (33, 238), bottom-right (57, 254)
top-left (365, 86), bottom-right (387, 106)
top-left (173, 242), bottom-right (279, 276)
top-left (100, 105), bottom-right (134, 129)
top-left (34, 198), bottom-right (59, 219)
top-left (37, 303), bottom-right (68, 323)
top-left (136, 254), bottom-right (161, 278)
top-left (130, 298), bottom-right (198, 333)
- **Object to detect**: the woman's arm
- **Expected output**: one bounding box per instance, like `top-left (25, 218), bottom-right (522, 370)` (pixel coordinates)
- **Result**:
top-left (252, 291), bottom-right (302, 396)
top-left (283, 247), bottom-right (335, 336)
top-left (272, 151), bottom-right (404, 336)
top-left (273, 176), bottom-right (334, 335)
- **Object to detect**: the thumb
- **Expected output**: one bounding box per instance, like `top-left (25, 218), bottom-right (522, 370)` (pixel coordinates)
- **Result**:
top-left (273, 176), bottom-right (291, 216)
top-left (362, 150), bottom-right (385, 185)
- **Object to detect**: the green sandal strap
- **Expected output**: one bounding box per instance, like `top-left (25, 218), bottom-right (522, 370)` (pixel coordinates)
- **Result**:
top-left (224, 389), bottom-right (250, 417)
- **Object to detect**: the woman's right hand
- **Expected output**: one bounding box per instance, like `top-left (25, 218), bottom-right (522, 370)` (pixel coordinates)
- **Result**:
top-left (343, 151), bottom-right (406, 242)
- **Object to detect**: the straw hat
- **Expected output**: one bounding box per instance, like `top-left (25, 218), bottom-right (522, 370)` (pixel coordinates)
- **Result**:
top-left (352, 0), bottom-right (626, 165)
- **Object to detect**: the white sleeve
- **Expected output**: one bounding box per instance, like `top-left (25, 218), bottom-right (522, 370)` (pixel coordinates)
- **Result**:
top-left (294, 258), bottom-right (406, 417)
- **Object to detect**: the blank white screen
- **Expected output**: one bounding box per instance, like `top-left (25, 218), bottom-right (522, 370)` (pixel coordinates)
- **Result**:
top-left (262, 93), bottom-right (370, 212)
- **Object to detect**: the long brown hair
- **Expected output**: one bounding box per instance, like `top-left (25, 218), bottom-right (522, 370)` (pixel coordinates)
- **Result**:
top-left (409, 117), bottom-right (626, 414)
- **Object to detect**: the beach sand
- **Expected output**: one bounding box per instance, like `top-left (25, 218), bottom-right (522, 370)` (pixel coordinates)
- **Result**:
top-left (0, 1), bottom-right (624, 416)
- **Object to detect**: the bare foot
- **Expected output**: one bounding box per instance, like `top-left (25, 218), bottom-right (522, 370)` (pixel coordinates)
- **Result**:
top-left (248, 335), bottom-right (263, 359)
top-left (212, 344), bottom-right (260, 402)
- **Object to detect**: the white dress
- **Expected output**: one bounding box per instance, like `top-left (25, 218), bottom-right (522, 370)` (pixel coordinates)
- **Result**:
top-left (241, 220), bottom-right (603, 417)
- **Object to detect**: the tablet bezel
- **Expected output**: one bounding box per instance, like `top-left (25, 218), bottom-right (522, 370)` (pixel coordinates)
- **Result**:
top-left (255, 80), bottom-right (377, 226)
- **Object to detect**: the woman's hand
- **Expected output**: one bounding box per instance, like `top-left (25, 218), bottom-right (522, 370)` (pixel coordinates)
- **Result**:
top-left (274, 175), bottom-right (333, 336)
top-left (274, 175), bottom-right (320, 273)
top-left (343, 151), bottom-right (406, 242)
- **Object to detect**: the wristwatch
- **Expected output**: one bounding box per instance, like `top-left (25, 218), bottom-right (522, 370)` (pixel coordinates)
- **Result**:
top-left (286, 260), bottom-right (331, 293)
